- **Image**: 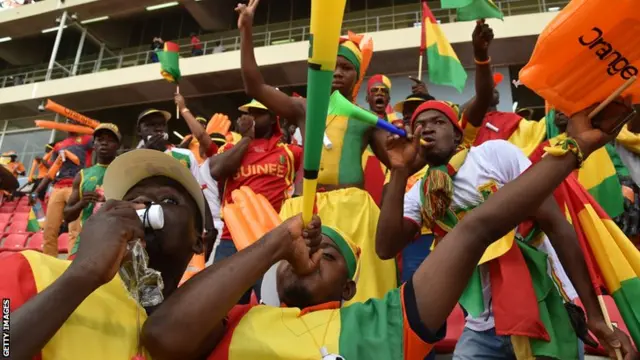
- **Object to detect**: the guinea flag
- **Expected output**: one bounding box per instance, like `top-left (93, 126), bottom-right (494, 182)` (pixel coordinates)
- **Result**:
top-left (441, 0), bottom-right (504, 21)
top-left (158, 41), bottom-right (182, 83)
top-left (27, 207), bottom-right (40, 232)
top-left (420, 1), bottom-right (467, 93)
top-left (0, 251), bottom-right (149, 359)
top-left (553, 175), bottom-right (640, 348)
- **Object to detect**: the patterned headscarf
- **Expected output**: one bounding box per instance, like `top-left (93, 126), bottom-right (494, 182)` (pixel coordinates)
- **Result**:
top-left (338, 31), bottom-right (374, 101)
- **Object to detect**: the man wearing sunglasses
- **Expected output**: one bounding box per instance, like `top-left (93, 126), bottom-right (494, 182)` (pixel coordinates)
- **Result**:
top-left (365, 74), bottom-right (400, 123)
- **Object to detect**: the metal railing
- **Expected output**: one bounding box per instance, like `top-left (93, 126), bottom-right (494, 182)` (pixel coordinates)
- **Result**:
top-left (0, 0), bottom-right (569, 90)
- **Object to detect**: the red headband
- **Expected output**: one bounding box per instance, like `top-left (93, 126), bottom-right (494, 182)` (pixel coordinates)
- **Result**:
top-left (411, 100), bottom-right (463, 133)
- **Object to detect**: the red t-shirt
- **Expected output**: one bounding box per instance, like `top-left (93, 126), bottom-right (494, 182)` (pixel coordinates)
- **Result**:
top-left (219, 136), bottom-right (301, 239)
top-left (191, 36), bottom-right (203, 50)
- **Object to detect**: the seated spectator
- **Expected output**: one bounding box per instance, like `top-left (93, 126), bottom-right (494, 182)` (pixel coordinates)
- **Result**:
top-left (0, 149), bottom-right (213, 359)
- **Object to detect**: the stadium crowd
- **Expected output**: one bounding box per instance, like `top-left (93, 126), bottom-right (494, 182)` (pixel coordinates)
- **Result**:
top-left (1, 0), bottom-right (640, 359)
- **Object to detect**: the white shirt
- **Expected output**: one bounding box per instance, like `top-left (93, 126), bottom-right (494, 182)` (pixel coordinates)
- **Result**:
top-left (165, 147), bottom-right (200, 182)
top-left (198, 158), bottom-right (223, 232)
top-left (404, 140), bottom-right (577, 331)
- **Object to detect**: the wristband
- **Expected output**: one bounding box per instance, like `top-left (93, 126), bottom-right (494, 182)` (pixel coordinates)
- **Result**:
top-left (474, 56), bottom-right (491, 65)
top-left (181, 108), bottom-right (191, 114)
top-left (544, 138), bottom-right (584, 168)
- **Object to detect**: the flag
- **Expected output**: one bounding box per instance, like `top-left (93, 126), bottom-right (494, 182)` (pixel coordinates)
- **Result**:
top-left (553, 175), bottom-right (640, 348)
top-left (158, 41), bottom-right (181, 83)
top-left (0, 251), bottom-right (149, 359)
top-left (27, 207), bottom-right (40, 232)
top-left (420, 1), bottom-right (467, 92)
top-left (441, 0), bottom-right (504, 21)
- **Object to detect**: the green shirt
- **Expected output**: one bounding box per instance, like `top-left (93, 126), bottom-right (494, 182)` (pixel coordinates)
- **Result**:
top-left (70, 164), bottom-right (107, 255)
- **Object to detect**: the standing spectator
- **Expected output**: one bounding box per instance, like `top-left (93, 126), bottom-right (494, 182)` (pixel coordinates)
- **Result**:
top-left (213, 41), bottom-right (225, 54)
top-left (150, 37), bottom-right (164, 63)
top-left (3, 151), bottom-right (26, 178)
top-left (191, 32), bottom-right (204, 57)
top-left (63, 124), bottom-right (121, 258)
top-left (35, 131), bottom-right (93, 258)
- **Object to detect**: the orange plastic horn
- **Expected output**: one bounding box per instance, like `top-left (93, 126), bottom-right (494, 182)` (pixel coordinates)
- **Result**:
top-left (35, 120), bottom-right (94, 135)
top-left (45, 99), bottom-right (100, 129)
top-left (27, 159), bottom-right (37, 183)
top-left (63, 150), bottom-right (80, 166)
top-left (47, 156), bottom-right (63, 180)
top-left (256, 193), bottom-right (282, 230)
top-left (179, 254), bottom-right (206, 286)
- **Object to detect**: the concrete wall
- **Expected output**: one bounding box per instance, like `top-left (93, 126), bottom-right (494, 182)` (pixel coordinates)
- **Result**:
top-left (355, 67), bottom-right (513, 114)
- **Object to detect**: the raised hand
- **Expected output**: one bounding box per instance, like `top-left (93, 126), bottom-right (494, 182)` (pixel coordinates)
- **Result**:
top-left (279, 214), bottom-right (323, 275)
top-left (69, 200), bottom-right (145, 287)
top-left (235, 0), bottom-right (260, 30)
top-left (568, 98), bottom-right (635, 158)
top-left (386, 124), bottom-right (423, 170)
top-left (79, 191), bottom-right (103, 206)
top-left (409, 76), bottom-right (429, 96)
top-left (472, 19), bottom-right (494, 61)
top-left (174, 93), bottom-right (186, 111)
top-left (237, 114), bottom-right (255, 139)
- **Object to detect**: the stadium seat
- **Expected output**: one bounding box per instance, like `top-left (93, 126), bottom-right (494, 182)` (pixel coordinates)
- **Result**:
top-left (0, 221), bottom-right (8, 233)
top-left (58, 233), bottom-right (69, 253)
top-left (15, 205), bottom-right (31, 213)
top-left (0, 207), bottom-right (14, 214)
top-left (8, 221), bottom-right (28, 233)
top-left (27, 232), bottom-right (44, 251)
top-left (0, 234), bottom-right (28, 251)
top-left (0, 213), bottom-right (12, 223)
top-left (11, 212), bottom-right (29, 223)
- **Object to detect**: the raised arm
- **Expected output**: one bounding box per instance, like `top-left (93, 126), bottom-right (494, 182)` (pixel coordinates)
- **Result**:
top-left (236, 0), bottom-right (306, 127)
top-left (375, 126), bottom-right (423, 259)
top-left (462, 20), bottom-right (495, 128)
top-left (174, 93), bottom-right (215, 159)
top-left (208, 115), bottom-right (254, 181)
top-left (142, 215), bottom-right (322, 360)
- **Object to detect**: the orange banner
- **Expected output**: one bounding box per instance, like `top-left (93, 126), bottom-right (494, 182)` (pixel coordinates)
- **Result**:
top-left (45, 100), bottom-right (100, 129)
top-left (519, 0), bottom-right (640, 115)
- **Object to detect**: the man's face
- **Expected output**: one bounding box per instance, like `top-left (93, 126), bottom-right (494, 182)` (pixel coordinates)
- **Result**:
top-left (94, 132), bottom-right (119, 159)
top-left (276, 234), bottom-right (354, 309)
top-left (332, 56), bottom-right (358, 99)
top-left (249, 108), bottom-right (273, 137)
top-left (402, 101), bottom-right (423, 125)
top-left (123, 176), bottom-right (202, 295)
top-left (367, 83), bottom-right (390, 114)
top-left (138, 115), bottom-right (168, 141)
top-left (491, 88), bottom-right (500, 107)
top-left (413, 110), bottom-right (461, 166)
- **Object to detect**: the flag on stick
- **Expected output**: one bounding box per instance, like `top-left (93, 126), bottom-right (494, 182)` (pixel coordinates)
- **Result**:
top-left (420, 1), bottom-right (467, 92)
top-left (441, 0), bottom-right (504, 21)
top-left (158, 42), bottom-right (182, 83)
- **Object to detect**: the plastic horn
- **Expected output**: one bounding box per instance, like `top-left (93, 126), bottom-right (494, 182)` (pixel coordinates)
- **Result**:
top-left (63, 150), bottom-right (80, 166)
top-left (45, 100), bottom-right (100, 129)
top-left (302, 0), bottom-right (348, 225)
top-left (329, 91), bottom-right (428, 145)
top-left (27, 159), bottom-right (37, 183)
top-left (35, 120), bottom-right (94, 135)
top-left (47, 156), bottom-right (63, 180)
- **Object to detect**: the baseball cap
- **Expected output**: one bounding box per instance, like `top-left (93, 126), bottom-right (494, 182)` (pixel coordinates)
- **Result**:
top-left (102, 149), bottom-right (205, 230)
top-left (94, 123), bottom-right (122, 142)
top-left (137, 109), bottom-right (171, 127)
top-left (238, 99), bottom-right (268, 113)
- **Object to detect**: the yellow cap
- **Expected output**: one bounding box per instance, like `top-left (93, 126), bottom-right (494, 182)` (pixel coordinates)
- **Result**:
top-left (238, 99), bottom-right (268, 113)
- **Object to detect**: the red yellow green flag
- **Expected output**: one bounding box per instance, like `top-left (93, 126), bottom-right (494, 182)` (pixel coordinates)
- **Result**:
top-left (554, 175), bottom-right (640, 348)
top-left (158, 41), bottom-right (182, 83)
top-left (420, 1), bottom-right (467, 93)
